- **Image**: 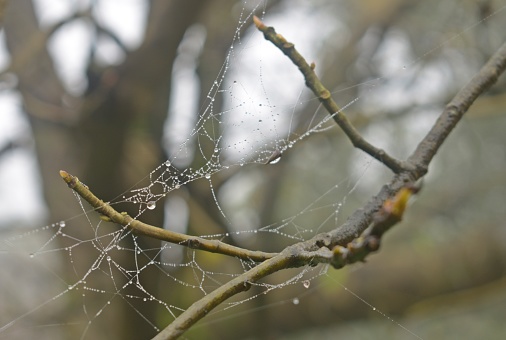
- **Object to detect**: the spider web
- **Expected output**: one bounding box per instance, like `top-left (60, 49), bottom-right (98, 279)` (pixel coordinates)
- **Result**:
top-left (1, 1), bottom-right (506, 339)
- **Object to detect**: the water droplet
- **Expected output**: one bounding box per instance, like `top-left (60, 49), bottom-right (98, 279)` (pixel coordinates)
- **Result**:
top-left (147, 201), bottom-right (156, 210)
top-left (302, 280), bottom-right (310, 289)
top-left (59, 221), bottom-right (66, 227)
top-left (266, 150), bottom-right (282, 164)
top-left (165, 160), bottom-right (171, 167)
top-left (29, 253), bottom-right (35, 259)
top-left (292, 297), bottom-right (300, 305)
top-left (205, 174), bottom-right (211, 179)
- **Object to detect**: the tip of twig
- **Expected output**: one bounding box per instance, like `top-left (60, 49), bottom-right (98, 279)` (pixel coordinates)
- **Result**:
top-left (60, 170), bottom-right (69, 180)
top-left (60, 170), bottom-right (77, 188)
top-left (253, 15), bottom-right (265, 29)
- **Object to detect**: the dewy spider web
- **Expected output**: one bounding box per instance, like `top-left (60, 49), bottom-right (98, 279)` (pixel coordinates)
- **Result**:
top-left (1, 1), bottom-right (506, 339)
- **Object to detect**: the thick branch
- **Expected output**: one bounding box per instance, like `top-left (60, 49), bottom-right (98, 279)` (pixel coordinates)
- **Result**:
top-left (253, 16), bottom-right (406, 173)
top-left (59, 170), bottom-right (277, 262)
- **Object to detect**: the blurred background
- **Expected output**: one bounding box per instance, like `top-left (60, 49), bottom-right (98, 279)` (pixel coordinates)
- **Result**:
top-left (1, 0), bottom-right (506, 339)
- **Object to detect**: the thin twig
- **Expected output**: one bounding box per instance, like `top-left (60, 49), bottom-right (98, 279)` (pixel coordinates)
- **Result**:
top-left (59, 170), bottom-right (277, 262)
top-left (253, 16), bottom-right (407, 173)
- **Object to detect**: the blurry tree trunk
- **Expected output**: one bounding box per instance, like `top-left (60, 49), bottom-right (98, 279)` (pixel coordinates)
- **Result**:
top-left (4, 0), bottom-right (209, 338)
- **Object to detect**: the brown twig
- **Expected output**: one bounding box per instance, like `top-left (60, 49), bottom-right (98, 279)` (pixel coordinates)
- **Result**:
top-left (253, 16), bottom-right (407, 173)
top-left (59, 170), bottom-right (277, 262)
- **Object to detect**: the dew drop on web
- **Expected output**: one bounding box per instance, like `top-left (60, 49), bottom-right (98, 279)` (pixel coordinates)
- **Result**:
top-left (147, 201), bottom-right (156, 210)
top-left (266, 149), bottom-right (282, 164)
top-left (302, 280), bottom-right (310, 289)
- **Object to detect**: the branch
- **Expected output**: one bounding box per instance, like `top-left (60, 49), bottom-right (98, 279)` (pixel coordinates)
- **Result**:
top-left (152, 247), bottom-right (307, 339)
top-left (253, 16), bottom-right (407, 173)
top-left (151, 27), bottom-right (506, 339)
top-left (59, 23), bottom-right (506, 339)
top-left (153, 184), bottom-right (418, 339)
top-left (408, 41), bottom-right (506, 172)
top-left (5, 10), bottom-right (84, 77)
top-left (59, 170), bottom-right (277, 262)
top-left (314, 42), bottom-right (506, 250)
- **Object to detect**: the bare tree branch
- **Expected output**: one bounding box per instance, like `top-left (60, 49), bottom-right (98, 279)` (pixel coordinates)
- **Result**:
top-left (408, 41), bottom-right (506, 171)
top-left (59, 170), bottom-right (277, 262)
top-left (152, 26), bottom-right (506, 339)
top-left (58, 14), bottom-right (506, 340)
